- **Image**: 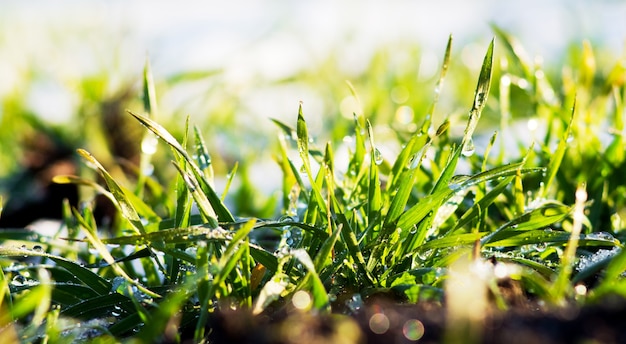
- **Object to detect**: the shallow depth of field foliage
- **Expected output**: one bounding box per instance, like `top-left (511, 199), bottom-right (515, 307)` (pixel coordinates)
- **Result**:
top-left (1, 28), bottom-right (626, 342)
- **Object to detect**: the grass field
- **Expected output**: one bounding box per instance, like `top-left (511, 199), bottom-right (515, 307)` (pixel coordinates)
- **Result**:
top-left (1, 28), bottom-right (626, 343)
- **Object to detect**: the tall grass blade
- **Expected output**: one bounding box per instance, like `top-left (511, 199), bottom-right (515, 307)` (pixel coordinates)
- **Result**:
top-left (128, 111), bottom-right (235, 223)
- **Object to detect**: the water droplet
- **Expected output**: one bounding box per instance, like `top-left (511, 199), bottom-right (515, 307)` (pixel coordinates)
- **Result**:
top-left (586, 232), bottom-right (615, 242)
top-left (374, 148), bottom-right (383, 165)
top-left (12, 275), bottom-right (26, 286)
top-left (346, 294), bottom-right (363, 313)
top-left (462, 138), bottom-right (475, 157)
top-left (33, 245), bottom-right (43, 252)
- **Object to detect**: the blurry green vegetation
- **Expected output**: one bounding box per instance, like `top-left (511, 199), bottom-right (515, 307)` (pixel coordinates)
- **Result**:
top-left (0, 27), bottom-right (625, 342)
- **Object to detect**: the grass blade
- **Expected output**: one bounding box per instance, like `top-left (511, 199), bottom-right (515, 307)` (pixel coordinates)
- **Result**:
top-left (77, 149), bottom-right (146, 234)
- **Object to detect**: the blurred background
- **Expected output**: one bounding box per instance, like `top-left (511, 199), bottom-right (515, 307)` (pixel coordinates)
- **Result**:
top-left (1, 0), bottom-right (625, 225)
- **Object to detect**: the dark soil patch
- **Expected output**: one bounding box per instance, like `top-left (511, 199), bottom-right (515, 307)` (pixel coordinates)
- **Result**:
top-left (203, 294), bottom-right (626, 344)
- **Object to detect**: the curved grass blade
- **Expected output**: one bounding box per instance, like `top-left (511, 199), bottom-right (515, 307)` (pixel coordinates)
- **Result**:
top-left (291, 248), bottom-right (329, 311)
top-left (172, 160), bottom-right (218, 227)
top-left (432, 38), bottom-right (494, 194)
top-left (313, 223), bottom-right (343, 273)
top-left (54, 174), bottom-right (160, 225)
top-left (486, 230), bottom-right (617, 248)
top-left (72, 208), bottom-right (161, 299)
top-left (453, 176), bottom-right (514, 231)
top-left (398, 164), bottom-right (543, 231)
top-left (462, 38), bottom-right (494, 151)
top-left (0, 246), bottom-right (112, 295)
top-left (480, 202), bottom-right (571, 246)
top-left (61, 293), bottom-right (133, 319)
top-left (77, 149), bottom-right (146, 234)
top-left (128, 111), bottom-right (234, 223)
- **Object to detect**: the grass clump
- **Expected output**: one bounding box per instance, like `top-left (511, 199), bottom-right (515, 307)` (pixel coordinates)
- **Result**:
top-left (1, 29), bottom-right (626, 343)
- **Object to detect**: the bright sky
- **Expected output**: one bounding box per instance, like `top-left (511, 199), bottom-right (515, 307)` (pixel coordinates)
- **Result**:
top-left (1, 0), bottom-right (625, 123)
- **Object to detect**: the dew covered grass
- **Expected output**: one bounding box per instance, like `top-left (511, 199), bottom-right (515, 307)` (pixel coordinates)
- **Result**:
top-left (1, 28), bottom-right (626, 343)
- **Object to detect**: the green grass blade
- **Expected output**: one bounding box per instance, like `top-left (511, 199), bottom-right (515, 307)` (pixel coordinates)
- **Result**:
top-left (172, 160), bottom-right (218, 228)
top-left (128, 111), bottom-right (235, 223)
top-left (432, 39), bottom-right (494, 194)
top-left (193, 126), bottom-right (214, 183)
top-left (453, 176), bottom-right (514, 231)
top-left (77, 149), bottom-right (146, 234)
top-left (71, 208), bottom-right (161, 299)
top-left (542, 100), bottom-right (575, 198)
top-left (366, 121), bottom-right (382, 226)
top-left (481, 202), bottom-right (572, 246)
top-left (462, 38), bottom-right (494, 150)
top-left (398, 163), bottom-right (541, 231)
top-left (291, 248), bottom-right (329, 311)
top-left (0, 246), bottom-right (112, 296)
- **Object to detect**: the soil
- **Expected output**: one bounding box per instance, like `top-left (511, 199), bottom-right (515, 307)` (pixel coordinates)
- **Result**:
top-left (202, 293), bottom-right (626, 344)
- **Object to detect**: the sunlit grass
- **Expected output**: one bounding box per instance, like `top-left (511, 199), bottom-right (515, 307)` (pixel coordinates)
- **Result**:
top-left (1, 27), bottom-right (625, 342)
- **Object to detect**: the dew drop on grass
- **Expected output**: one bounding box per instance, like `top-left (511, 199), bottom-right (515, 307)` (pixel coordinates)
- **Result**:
top-left (12, 274), bottom-right (26, 286)
top-left (346, 294), bottom-right (364, 313)
top-left (374, 148), bottom-right (383, 165)
top-left (32, 245), bottom-right (43, 252)
top-left (462, 138), bottom-right (475, 157)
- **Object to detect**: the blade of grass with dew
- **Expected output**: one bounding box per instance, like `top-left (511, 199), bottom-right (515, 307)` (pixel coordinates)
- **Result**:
top-left (276, 132), bottom-right (309, 209)
top-left (486, 229), bottom-right (616, 248)
top-left (136, 58), bottom-right (159, 197)
top-left (71, 208), bottom-right (160, 299)
top-left (398, 163), bottom-right (543, 231)
top-left (291, 248), bottom-right (330, 311)
top-left (366, 121), bottom-right (382, 229)
top-left (193, 126), bottom-right (214, 184)
top-left (480, 202), bottom-right (571, 246)
top-left (128, 111), bottom-right (234, 223)
top-left (553, 185), bottom-right (588, 302)
top-left (77, 149), bottom-right (146, 235)
top-left (453, 176), bottom-right (514, 232)
top-left (432, 38), bottom-right (494, 194)
top-left (172, 160), bottom-right (218, 228)
top-left (61, 292), bottom-right (134, 319)
top-left (0, 246), bottom-right (112, 295)
top-left (54, 174), bottom-right (160, 226)
top-left (313, 222), bottom-right (343, 274)
top-left (371, 139), bottom-right (430, 270)
top-left (195, 220), bottom-right (257, 339)
top-left (332, 206), bottom-right (376, 286)
top-left (194, 240), bottom-right (210, 342)
top-left (296, 103), bottom-right (328, 221)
